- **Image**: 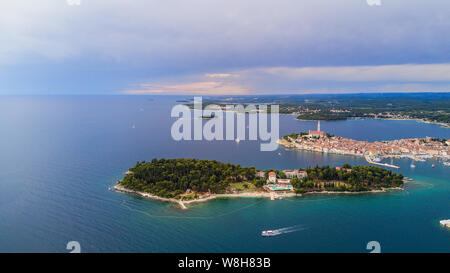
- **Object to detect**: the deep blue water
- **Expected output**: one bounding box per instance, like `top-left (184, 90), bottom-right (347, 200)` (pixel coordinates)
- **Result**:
top-left (0, 96), bottom-right (449, 252)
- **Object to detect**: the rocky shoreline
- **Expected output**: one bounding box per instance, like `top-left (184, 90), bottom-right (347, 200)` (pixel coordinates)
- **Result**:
top-left (113, 183), bottom-right (404, 210)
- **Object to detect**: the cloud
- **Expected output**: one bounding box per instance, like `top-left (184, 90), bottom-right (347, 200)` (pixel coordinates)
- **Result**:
top-left (1, 1), bottom-right (450, 94)
top-left (246, 63), bottom-right (450, 82)
top-left (123, 81), bottom-right (249, 95)
top-left (2, 0), bottom-right (450, 68)
top-left (205, 73), bottom-right (235, 78)
top-left (123, 63), bottom-right (450, 95)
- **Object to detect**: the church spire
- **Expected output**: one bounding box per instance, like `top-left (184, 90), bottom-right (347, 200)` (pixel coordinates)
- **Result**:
top-left (318, 120), bottom-right (321, 132)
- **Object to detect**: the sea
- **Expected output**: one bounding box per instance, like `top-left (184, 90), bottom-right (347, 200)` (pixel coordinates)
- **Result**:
top-left (0, 95), bottom-right (449, 252)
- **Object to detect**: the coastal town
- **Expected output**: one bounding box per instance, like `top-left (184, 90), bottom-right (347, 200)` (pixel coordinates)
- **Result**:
top-left (279, 121), bottom-right (450, 168)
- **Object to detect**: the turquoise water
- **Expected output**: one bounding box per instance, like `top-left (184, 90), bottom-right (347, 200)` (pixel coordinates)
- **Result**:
top-left (268, 185), bottom-right (293, 191)
top-left (0, 96), bottom-right (448, 252)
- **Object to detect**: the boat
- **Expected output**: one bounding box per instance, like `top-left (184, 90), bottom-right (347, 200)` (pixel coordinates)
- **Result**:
top-left (443, 162), bottom-right (450, 166)
top-left (410, 163), bottom-right (416, 168)
top-left (235, 138), bottom-right (240, 143)
top-left (432, 164), bottom-right (435, 168)
top-left (372, 157), bottom-right (381, 162)
top-left (261, 230), bottom-right (281, 237)
top-left (440, 219), bottom-right (450, 228)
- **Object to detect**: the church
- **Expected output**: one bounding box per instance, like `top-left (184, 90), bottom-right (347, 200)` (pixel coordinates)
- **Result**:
top-left (308, 121), bottom-right (325, 137)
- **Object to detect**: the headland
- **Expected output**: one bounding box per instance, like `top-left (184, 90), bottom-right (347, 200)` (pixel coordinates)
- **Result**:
top-left (279, 121), bottom-right (450, 168)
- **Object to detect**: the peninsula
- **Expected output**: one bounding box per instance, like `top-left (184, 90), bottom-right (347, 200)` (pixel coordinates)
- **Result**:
top-left (279, 121), bottom-right (450, 168)
top-left (113, 158), bottom-right (404, 209)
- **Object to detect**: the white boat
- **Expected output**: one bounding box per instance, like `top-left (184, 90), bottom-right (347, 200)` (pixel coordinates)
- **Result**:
top-left (410, 163), bottom-right (416, 168)
top-left (261, 230), bottom-right (281, 237)
top-left (372, 157), bottom-right (381, 162)
top-left (443, 162), bottom-right (450, 166)
top-left (235, 138), bottom-right (240, 143)
top-left (440, 219), bottom-right (450, 228)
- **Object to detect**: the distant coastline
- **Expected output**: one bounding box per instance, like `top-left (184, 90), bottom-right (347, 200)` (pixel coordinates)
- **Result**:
top-left (359, 117), bottom-right (450, 129)
top-left (392, 118), bottom-right (450, 129)
top-left (185, 93), bottom-right (450, 129)
top-left (186, 103), bottom-right (450, 128)
top-left (296, 116), bottom-right (450, 128)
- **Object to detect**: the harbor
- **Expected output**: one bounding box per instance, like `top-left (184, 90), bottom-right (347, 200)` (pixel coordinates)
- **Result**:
top-left (364, 155), bottom-right (400, 169)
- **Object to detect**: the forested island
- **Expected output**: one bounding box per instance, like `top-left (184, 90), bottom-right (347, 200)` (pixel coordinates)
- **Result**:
top-left (114, 158), bottom-right (404, 208)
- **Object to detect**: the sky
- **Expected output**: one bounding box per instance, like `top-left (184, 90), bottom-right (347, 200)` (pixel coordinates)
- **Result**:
top-left (1, 0), bottom-right (450, 95)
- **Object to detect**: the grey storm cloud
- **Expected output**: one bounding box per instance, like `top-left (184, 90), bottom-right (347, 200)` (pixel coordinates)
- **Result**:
top-left (1, 0), bottom-right (450, 94)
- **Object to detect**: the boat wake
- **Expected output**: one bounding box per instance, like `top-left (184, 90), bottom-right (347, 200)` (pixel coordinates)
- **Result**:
top-left (276, 225), bottom-right (307, 234)
top-left (262, 225), bottom-right (307, 237)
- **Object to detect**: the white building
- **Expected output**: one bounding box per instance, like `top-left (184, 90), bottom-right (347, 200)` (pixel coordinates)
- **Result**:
top-left (282, 169), bottom-right (295, 178)
top-left (297, 170), bottom-right (308, 179)
top-left (255, 171), bottom-right (266, 178)
top-left (277, 179), bottom-right (291, 184)
top-left (268, 172), bottom-right (277, 183)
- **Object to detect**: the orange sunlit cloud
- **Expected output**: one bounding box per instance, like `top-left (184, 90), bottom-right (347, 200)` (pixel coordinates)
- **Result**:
top-left (123, 81), bottom-right (250, 95)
